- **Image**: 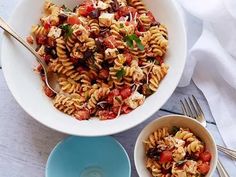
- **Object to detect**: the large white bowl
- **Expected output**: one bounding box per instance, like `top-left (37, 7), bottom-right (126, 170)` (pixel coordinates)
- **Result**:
top-left (1, 0), bottom-right (186, 136)
top-left (134, 115), bottom-right (217, 177)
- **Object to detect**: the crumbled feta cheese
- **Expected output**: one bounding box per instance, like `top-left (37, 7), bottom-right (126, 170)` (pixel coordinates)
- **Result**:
top-left (73, 25), bottom-right (90, 42)
top-left (133, 67), bottom-right (144, 82)
top-left (117, 0), bottom-right (127, 7)
top-left (105, 48), bottom-right (118, 59)
top-left (172, 163), bottom-right (187, 177)
top-left (175, 138), bottom-right (185, 148)
top-left (60, 9), bottom-right (77, 17)
top-left (37, 45), bottom-right (45, 56)
top-left (125, 91), bottom-right (145, 109)
top-left (183, 160), bottom-right (198, 175)
top-left (47, 26), bottom-right (62, 39)
top-left (172, 146), bottom-right (186, 162)
top-left (99, 13), bottom-right (114, 27)
top-left (97, 0), bottom-right (109, 10)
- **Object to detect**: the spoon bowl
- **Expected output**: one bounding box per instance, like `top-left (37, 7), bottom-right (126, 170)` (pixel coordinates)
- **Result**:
top-left (0, 17), bottom-right (59, 94)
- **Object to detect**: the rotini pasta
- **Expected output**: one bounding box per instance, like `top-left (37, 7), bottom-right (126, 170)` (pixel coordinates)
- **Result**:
top-left (144, 127), bottom-right (212, 177)
top-left (30, 0), bottom-right (169, 120)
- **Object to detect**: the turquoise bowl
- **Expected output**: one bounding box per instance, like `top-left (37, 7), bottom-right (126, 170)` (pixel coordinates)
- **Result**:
top-left (46, 136), bottom-right (131, 177)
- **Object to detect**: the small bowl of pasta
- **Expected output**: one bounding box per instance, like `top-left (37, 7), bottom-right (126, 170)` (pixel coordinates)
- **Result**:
top-left (134, 115), bottom-right (217, 177)
top-left (1, 0), bottom-right (186, 136)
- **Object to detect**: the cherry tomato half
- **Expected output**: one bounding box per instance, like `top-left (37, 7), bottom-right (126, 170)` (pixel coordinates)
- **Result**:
top-left (159, 151), bottom-right (173, 163)
top-left (67, 15), bottom-right (80, 25)
top-left (199, 151), bottom-right (212, 162)
top-left (198, 162), bottom-right (210, 174)
top-left (120, 87), bottom-right (132, 99)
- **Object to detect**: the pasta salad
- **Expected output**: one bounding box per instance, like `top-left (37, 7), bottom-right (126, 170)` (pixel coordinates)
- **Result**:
top-left (144, 127), bottom-right (212, 177)
top-left (29, 0), bottom-right (169, 120)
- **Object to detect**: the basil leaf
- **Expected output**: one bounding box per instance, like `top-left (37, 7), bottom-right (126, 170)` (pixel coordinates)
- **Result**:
top-left (124, 36), bottom-right (134, 49)
top-left (124, 34), bottom-right (144, 50)
top-left (129, 34), bottom-right (136, 40)
top-left (136, 40), bottom-right (144, 50)
top-left (132, 35), bottom-right (144, 51)
top-left (171, 126), bottom-right (180, 135)
top-left (60, 24), bottom-right (73, 38)
top-left (62, 5), bottom-right (72, 12)
top-left (116, 68), bottom-right (125, 80)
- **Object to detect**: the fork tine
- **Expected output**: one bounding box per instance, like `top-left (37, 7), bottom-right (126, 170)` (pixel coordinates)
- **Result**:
top-left (188, 97), bottom-right (198, 118)
top-left (192, 95), bottom-right (204, 117)
top-left (180, 100), bottom-right (188, 115)
top-left (184, 98), bottom-right (194, 118)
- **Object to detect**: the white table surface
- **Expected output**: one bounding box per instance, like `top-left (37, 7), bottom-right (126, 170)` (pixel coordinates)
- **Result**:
top-left (0, 0), bottom-right (236, 176)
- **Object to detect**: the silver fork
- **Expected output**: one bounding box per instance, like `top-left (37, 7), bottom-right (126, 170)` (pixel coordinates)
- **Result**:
top-left (180, 95), bottom-right (232, 177)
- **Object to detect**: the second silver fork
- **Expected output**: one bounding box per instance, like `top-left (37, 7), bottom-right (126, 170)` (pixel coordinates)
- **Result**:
top-left (180, 95), bottom-right (233, 177)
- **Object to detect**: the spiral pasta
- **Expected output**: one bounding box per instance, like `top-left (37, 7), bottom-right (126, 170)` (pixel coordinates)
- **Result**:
top-left (56, 37), bottom-right (67, 59)
top-left (87, 87), bottom-right (110, 109)
top-left (175, 128), bottom-right (196, 142)
top-left (31, 0), bottom-right (169, 120)
top-left (31, 25), bottom-right (48, 36)
top-left (58, 77), bottom-right (80, 94)
top-left (53, 94), bottom-right (76, 115)
top-left (129, 0), bottom-right (147, 14)
top-left (149, 63), bottom-right (169, 92)
top-left (144, 127), bottom-right (211, 177)
top-left (89, 19), bottom-right (100, 35)
top-left (149, 26), bottom-right (168, 56)
top-left (143, 127), bottom-right (169, 149)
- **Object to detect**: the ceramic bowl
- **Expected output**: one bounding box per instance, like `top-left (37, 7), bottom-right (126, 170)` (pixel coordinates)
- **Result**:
top-left (46, 136), bottom-right (131, 177)
top-left (134, 115), bottom-right (217, 177)
top-left (1, 0), bottom-right (186, 136)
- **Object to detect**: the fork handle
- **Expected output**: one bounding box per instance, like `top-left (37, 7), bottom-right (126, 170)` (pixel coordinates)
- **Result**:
top-left (217, 145), bottom-right (236, 160)
top-left (217, 160), bottom-right (230, 177)
top-left (0, 17), bottom-right (47, 68)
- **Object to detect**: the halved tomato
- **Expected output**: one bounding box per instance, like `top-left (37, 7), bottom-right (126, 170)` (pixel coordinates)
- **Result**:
top-left (199, 151), bottom-right (212, 162)
top-left (67, 15), bottom-right (80, 25)
top-left (159, 151), bottom-right (173, 163)
top-left (120, 87), bottom-right (132, 99)
top-left (198, 162), bottom-right (210, 174)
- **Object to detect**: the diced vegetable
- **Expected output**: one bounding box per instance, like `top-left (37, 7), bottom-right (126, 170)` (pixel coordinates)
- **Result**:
top-left (120, 87), bottom-right (132, 99)
top-left (198, 162), bottom-right (210, 174)
top-left (67, 15), bottom-right (80, 25)
top-left (159, 151), bottom-right (173, 163)
top-left (199, 151), bottom-right (212, 162)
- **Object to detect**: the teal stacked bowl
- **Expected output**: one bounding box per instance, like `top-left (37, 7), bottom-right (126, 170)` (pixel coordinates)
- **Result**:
top-left (46, 136), bottom-right (131, 177)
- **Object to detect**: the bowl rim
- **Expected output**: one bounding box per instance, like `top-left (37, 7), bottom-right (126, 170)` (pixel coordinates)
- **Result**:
top-left (45, 135), bottom-right (131, 177)
top-left (0, 0), bottom-right (187, 136)
top-left (134, 114), bottom-right (218, 177)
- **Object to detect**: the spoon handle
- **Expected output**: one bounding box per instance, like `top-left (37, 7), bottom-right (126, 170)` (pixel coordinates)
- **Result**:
top-left (0, 17), bottom-right (47, 68)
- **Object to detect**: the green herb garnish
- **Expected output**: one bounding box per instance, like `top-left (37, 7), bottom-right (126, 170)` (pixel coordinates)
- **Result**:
top-left (116, 68), bottom-right (125, 80)
top-left (136, 39), bottom-right (144, 50)
top-left (120, 23), bottom-right (124, 28)
top-left (124, 35), bottom-right (134, 49)
top-left (60, 24), bottom-right (73, 38)
top-left (62, 4), bottom-right (72, 12)
top-left (171, 126), bottom-right (180, 135)
top-left (123, 34), bottom-right (144, 50)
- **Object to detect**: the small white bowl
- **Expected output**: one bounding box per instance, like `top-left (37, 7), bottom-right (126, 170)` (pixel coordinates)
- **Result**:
top-left (134, 115), bottom-right (217, 177)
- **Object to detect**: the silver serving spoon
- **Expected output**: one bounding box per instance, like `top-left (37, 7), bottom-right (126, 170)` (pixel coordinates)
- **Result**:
top-left (0, 17), bottom-right (59, 94)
